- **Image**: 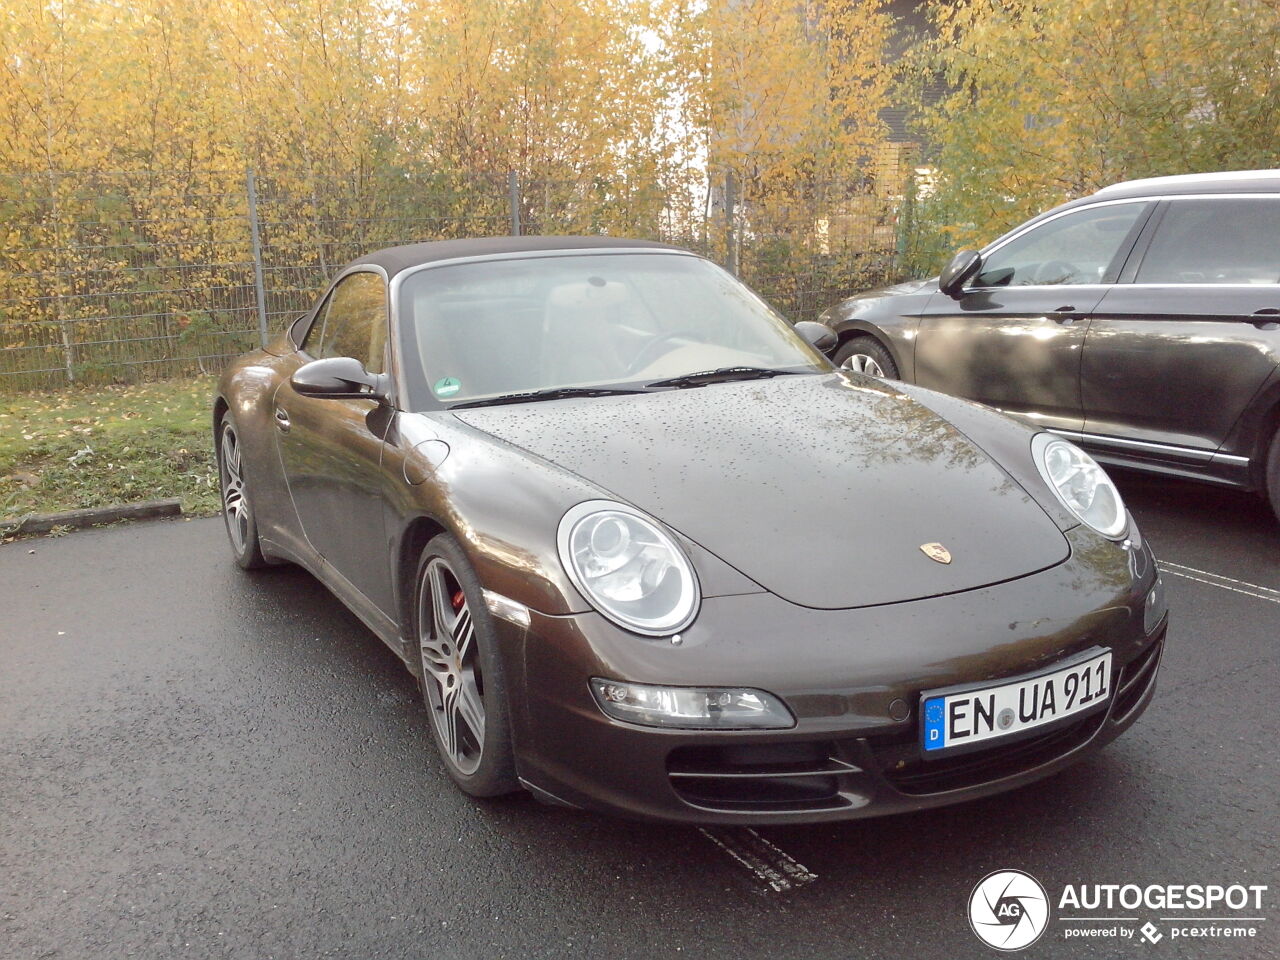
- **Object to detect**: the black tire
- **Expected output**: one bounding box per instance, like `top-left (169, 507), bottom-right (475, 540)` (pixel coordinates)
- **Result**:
top-left (413, 533), bottom-right (519, 798)
top-left (833, 335), bottom-right (899, 379)
top-left (1267, 424), bottom-right (1280, 527)
top-left (216, 411), bottom-right (270, 570)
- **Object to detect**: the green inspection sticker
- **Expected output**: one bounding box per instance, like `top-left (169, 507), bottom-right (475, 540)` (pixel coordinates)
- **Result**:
top-left (433, 376), bottom-right (461, 397)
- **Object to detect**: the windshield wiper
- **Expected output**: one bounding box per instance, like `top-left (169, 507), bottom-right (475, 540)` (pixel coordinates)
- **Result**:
top-left (645, 366), bottom-right (803, 389)
top-left (450, 386), bottom-right (647, 409)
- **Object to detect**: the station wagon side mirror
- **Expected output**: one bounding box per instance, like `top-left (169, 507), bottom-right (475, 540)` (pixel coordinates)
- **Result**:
top-left (291, 356), bottom-right (391, 404)
top-left (793, 320), bottom-right (838, 353)
top-left (939, 249), bottom-right (983, 299)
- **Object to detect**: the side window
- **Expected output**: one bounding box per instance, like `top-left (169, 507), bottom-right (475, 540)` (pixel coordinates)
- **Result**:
top-left (300, 296), bottom-right (332, 354)
top-left (975, 202), bottom-right (1150, 287)
top-left (1136, 198), bottom-right (1280, 284)
top-left (301, 272), bottom-right (388, 373)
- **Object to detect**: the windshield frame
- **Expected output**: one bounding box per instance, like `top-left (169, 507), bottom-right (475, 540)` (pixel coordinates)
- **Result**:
top-left (390, 248), bottom-right (830, 411)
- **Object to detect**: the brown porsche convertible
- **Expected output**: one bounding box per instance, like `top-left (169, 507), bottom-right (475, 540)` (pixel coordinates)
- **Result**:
top-left (215, 236), bottom-right (1167, 823)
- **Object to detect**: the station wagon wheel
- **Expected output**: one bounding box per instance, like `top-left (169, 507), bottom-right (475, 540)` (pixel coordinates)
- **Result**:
top-left (216, 412), bottom-right (269, 569)
top-left (414, 534), bottom-right (518, 796)
top-left (834, 336), bottom-right (899, 379)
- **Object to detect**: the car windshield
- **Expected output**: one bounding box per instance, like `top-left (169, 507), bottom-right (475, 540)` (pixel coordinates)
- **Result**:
top-left (397, 252), bottom-right (827, 407)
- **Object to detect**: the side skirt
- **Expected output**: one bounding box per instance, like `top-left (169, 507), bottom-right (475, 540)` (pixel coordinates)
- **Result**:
top-left (260, 535), bottom-right (413, 668)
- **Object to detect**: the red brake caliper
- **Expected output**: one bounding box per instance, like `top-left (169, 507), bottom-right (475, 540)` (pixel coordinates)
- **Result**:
top-left (451, 590), bottom-right (465, 612)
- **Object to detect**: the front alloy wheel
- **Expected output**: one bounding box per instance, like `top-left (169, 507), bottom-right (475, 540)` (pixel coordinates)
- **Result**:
top-left (419, 557), bottom-right (486, 775)
top-left (217, 412), bottom-right (268, 569)
top-left (834, 336), bottom-right (899, 379)
top-left (414, 535), bottom-right (518, 796)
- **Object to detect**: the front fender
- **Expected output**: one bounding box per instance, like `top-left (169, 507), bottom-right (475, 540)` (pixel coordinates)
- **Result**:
top-left (893, 383), bottom-right (1083, 534)
top-left (216, 351), bottom-right (301, 549)
top-left (1219, 363), bottom-right (1280, 489)
top-left (825, 290), bottom-right (933, 382)
top-left (382, 413), bottom-right (764, 623)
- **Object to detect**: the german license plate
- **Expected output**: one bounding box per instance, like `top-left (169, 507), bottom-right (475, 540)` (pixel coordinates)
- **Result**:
top-left (920, 650), bottom-right (1112, 756)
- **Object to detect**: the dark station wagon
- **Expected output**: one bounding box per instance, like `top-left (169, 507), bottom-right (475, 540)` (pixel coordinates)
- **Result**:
top-left (820, 169), bottom-right (1280, 526)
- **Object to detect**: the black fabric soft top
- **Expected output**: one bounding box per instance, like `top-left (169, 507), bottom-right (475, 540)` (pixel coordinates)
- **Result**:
top-left (349, 235), bottom-right (680, 279)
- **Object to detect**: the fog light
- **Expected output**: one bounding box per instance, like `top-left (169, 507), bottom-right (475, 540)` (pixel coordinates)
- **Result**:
top-left (589, 678), bottom-right (795, 730)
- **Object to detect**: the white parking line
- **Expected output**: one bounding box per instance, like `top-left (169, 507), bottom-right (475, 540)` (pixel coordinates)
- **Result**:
top-left (1161, 561), bottom-right (1280, 605)
top-left (698, 827), bottom-right (817, 894)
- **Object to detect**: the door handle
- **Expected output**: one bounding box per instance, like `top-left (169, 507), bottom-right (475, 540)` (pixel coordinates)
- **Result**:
top-left (1251, 308), bottom-right (1280, 329)
top-left (1049, 305), bottom-right (1079, 325)
top-left (274, 406), bottom-right (291, 432)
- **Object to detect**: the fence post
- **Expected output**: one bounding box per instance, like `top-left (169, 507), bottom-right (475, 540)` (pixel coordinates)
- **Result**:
top-left (245, 168), bottom-right (270, 347)
top-left (44, 167), bottom-right (75, 383)
top-left (724, 170), bottom-right (739, 276)
top-left (508, 171), bottom-right (522, 236)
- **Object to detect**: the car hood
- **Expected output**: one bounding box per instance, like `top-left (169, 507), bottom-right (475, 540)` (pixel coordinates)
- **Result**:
top-left (451, 373), bottom-right (1069, 610)
top-left (831, 276), bottom-right (936, 307)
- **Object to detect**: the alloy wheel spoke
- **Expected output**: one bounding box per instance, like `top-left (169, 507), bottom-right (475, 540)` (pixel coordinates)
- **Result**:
top-left (222, 432), bottom-right (241, 481)
top-left (439, 686), bottom-right (459, 759)
top-left (419, 638), bottom-right (453, 679)
top-left (453, 674), bottom-right (485, 747)
top-left (452, 607), bottom-right (474, 660)
top-left (220, 429), bottom-right (249, 550)
top-left (844, 354), bottom-right (884, 376)
top-left (427, 563), bottom-right (459, 642)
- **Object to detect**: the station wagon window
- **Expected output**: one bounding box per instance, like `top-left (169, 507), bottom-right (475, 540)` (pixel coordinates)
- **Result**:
top-left (303, 271), bottom-right (388, 373)
top-left (1135, 198), bottom-right (1280, 284)
top-left (974, 201), bottom-right (1150, 287)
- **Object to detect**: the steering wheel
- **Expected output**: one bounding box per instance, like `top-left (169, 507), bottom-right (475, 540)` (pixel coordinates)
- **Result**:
top-left (627, 330), bottom-right (705, 375)
top-left (1033, 259), bottom-right (1078, 285)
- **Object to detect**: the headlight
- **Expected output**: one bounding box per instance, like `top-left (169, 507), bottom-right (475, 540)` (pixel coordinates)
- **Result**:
top-left (590, 679), bottom-right (794, 729)
top-left (557, 500), bottom-right (700, 636)
top-left (1031, 433), bottom-right (1128, 538)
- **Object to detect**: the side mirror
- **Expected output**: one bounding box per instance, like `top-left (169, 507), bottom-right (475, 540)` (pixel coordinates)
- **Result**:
top-left (794, 320), bottom-right (838, 353)
top-left (291, 356), bottom-right (391, 403)
top-left (938, 249), bottom-right (983, 299)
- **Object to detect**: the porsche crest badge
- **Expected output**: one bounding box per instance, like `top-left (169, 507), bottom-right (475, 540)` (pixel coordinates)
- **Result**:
top-left (920, 542), bottom-right (952, 564)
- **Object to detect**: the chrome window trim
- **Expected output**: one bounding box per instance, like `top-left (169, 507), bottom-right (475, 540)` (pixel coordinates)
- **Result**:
top-left (968, 192), bottom-right (1280, 294)
top-left (976, 197), bottom-right (1154, 259)
top-left (966, 198), bottom-right (1153, 293)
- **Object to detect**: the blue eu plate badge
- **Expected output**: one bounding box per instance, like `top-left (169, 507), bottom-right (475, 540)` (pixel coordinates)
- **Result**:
top-left (923, 697), bottom-right (946, 751)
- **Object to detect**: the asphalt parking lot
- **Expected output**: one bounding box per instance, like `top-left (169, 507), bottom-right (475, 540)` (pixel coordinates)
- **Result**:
top-left (2, 472), bottom-right (1277, 960)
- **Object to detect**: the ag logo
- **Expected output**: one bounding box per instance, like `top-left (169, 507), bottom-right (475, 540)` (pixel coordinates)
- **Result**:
top-left (968, 869), bottom-right (1050, 951)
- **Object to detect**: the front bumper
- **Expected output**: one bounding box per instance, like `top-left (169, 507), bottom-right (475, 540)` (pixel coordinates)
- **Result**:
top-left (511, 527), bottom-right (1164, 824)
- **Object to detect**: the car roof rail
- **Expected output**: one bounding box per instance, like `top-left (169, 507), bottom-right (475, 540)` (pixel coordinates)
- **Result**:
top-left (1096, 169), bottom-right (1280, 194)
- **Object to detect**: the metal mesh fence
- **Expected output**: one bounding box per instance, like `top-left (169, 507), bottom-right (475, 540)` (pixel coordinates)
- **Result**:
top-left (0, 168), bottom-right (909, 391)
